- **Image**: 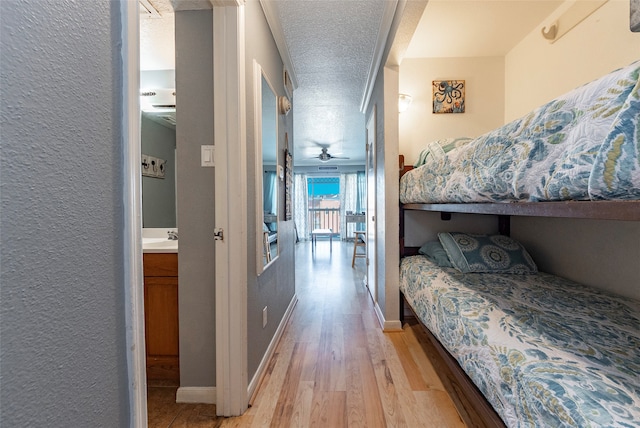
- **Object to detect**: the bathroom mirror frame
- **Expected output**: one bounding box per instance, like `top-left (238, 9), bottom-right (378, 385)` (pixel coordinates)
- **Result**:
top-left (255, 61), bottom-right (279, 275)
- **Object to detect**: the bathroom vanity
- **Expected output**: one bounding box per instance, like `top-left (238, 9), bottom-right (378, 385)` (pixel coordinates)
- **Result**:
top-left (143, 231), bottom-right (179, 386)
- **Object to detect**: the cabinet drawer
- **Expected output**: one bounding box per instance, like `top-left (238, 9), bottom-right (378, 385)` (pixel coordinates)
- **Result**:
top-left (143, 253), bottom-right (178, 277)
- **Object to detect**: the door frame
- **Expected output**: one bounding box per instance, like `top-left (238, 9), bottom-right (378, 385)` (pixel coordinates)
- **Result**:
top-left (122, 0), bottom-right (248, 424)
top-left (121, 0), bottom-right (147, 426)
top-left (365, 106), bottom-right (377, 304)
top-left (212, 0), bottom-right (248, 416)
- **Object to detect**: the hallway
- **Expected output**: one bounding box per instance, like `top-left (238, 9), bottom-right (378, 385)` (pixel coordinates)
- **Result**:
top-left (148, 240), bottom-right (465, 427)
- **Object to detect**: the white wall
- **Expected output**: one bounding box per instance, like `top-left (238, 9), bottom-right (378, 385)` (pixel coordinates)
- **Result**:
top-left (505, 0), bottom-right (640, 121)
top-left (399, 57), bottom-right (505, 165)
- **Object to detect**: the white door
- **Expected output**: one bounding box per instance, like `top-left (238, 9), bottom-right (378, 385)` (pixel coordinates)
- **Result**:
top-left (365, 107), bottom-right (376, 302)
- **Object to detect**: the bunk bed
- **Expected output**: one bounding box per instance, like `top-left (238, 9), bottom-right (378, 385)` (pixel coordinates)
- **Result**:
top-left (398, 61), bottom-right (640, 428)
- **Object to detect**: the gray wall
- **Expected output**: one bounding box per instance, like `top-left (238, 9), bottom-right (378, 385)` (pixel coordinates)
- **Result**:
top-left (512, 217), bottom-right (640, 300)
top-left (141, 115), bottom-right (177, 228)
top-left (0, 0), bottom-right (129, 425)
top-left (246, 0), bottom-right (296, 380)
top-left (175, 9), bottom-right (216, 387)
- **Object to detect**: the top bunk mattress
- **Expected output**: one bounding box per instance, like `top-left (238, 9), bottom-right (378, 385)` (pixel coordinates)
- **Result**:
top-left (399, 255), bottom-right (640, 427)
top-left (400, 61), bottom-right (640, 204)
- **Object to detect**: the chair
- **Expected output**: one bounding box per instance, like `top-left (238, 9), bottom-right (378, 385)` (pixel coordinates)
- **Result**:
top-left (263, 232), bottom-right (272, 263)
top-left (351, 230), bottom-right (366, 267)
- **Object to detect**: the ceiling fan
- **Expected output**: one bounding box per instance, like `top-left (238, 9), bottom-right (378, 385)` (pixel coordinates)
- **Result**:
top-left (305, 141), bottom-right (350, 162)
top-left (312, 147), bottom-right (350, 162)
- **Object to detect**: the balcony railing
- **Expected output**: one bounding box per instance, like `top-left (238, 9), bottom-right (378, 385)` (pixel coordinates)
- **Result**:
top-left (308, 208), bottom-right (340, 236)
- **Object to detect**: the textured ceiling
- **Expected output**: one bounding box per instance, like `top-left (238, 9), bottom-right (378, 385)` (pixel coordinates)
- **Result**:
top-left (140, 9), bottom-right (175, 71)
top-left (266, 0), bottom-right (392, 166)
top-left (140, 0), bottom-right (564, 167)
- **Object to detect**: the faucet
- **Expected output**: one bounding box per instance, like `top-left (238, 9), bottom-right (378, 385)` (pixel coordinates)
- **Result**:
top-left (167, 230), bottom-right (178, 240)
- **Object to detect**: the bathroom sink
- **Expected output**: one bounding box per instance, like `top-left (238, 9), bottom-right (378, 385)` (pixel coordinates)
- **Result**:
top-left (143, 238), bottom-right (178, 252)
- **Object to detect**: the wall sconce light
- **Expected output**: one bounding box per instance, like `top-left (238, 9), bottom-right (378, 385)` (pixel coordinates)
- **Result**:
top-left (398, 93), bottom-right (412, 113)
top-left (279, 95), bottom-right (292, 115)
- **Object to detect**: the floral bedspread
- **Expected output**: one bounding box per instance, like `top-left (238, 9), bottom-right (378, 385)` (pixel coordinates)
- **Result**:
top-left (400, 255), bottom-right (640, 428)
top-left (400, 62), bottom-right (640, 203)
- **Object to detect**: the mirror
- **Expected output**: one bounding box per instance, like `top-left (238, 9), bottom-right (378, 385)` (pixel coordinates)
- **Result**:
top-left (139, 69), bottom-right (177, 228)
top-left (256, 63), bottom-right (279, 272)
top-left (141, 109), bottom-right (176, 228)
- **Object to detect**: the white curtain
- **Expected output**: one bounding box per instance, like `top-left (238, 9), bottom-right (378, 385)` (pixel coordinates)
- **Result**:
top-left (339, 173), bottom-right (358, 240)
top-left (293, 173), bottom-right (309, 241)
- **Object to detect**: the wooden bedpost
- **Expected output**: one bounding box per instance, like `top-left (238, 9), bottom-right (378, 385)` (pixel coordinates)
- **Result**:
top-left (498, 215), bottom-right (510, 236)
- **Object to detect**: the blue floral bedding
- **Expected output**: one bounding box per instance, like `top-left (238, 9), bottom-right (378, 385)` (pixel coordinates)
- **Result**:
top-left (400, 255), bottom-right (640, 428)
top-left (400, 61), bottom-right (640, 203)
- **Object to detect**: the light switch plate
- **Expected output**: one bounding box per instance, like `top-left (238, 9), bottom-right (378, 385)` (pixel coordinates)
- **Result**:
top-left (201, 145), bottom-right (214, 167)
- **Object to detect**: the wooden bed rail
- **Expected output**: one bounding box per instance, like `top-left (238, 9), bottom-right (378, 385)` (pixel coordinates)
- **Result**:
top-left (399, 154), bottom-right (414, 178)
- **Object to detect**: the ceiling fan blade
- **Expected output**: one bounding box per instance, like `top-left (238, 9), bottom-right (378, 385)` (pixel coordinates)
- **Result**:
top-left (306, 140), bottom-right (331, 149)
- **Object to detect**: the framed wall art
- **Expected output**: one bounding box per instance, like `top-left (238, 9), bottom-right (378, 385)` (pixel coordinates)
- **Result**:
top-left (433, 80), bottom-right (465, 113)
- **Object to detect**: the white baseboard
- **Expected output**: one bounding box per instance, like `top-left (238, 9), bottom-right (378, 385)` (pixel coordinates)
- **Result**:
top-left (374, 302), bottom-right (403, 331)
top-left (383, 319), bottom-right (403, 331)
top-left (176, 387), bottom-right (216, 404)
top-left (247, 294), bottom-right (298, 401)
top-left (374, 301), bottom-right (385, 328)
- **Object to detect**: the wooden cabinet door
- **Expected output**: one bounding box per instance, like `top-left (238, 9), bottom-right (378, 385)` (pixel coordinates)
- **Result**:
top-left (144, 265), bottom-right (179, 384)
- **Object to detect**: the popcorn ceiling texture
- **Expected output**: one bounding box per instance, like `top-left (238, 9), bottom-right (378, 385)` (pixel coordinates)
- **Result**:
top-left (270, 0), bottom-right (388, 165)
top-left (0, 0), bottom-right (129, 425)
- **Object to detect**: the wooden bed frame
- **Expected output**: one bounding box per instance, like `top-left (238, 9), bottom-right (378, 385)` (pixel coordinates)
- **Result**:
top-left (397, 154), bottom-right (640, 427)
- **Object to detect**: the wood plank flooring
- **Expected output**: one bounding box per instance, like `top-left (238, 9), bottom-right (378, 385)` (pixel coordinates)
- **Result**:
top-left (147, 240), bottom-right (465, 427)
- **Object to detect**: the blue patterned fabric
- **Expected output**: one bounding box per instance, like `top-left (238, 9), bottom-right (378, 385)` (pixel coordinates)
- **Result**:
top-left (418, 240), bottom-right (454, 267)
top-left (400, 256), bottom-right (640, 428)
top-left (413, 137), bottom-right (474, 168)
top-left (438, 233), bottom-right (538, 274)
top-left (400, 62), bottom-right (640, 203)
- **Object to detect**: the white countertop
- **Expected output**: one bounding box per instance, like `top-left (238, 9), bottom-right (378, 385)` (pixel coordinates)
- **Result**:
top-left (143, 228), bottom-right (178, 253)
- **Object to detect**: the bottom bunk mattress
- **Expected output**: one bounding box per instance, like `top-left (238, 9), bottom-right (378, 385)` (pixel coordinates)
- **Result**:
top-left (399, 255), bottom-right (640, 428)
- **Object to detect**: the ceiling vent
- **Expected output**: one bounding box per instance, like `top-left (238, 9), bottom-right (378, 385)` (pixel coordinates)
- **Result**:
top-left (318, 166), bottom-right (338, 171)
top-left (139, 0), bottom-right (161, 18)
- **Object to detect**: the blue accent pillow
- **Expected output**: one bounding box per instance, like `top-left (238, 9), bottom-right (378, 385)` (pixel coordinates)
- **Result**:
top-left (438, 232), bottom-right (538, 274)
top-left (418, 241), bottom-right (453, 268)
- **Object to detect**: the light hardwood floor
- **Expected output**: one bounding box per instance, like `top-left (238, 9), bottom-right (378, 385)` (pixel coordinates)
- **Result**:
top-left (147, 240), bottom-right (465, 427)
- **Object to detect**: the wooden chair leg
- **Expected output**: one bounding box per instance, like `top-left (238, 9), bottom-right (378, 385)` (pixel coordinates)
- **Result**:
top-left (352, 233), bottom-right (358, 267)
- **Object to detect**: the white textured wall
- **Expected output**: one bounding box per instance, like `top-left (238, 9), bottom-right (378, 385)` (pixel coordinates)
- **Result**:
top-left (505, 0), bottom-right (640, 121)
top-left (0, 0), bottom-right (129, 425)
top-left (399, 57), bottom-right (505, 165)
